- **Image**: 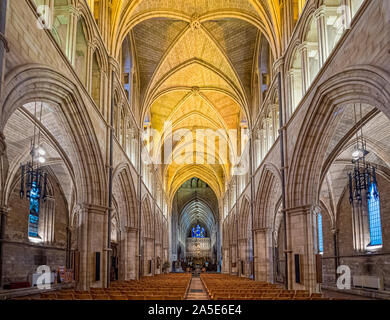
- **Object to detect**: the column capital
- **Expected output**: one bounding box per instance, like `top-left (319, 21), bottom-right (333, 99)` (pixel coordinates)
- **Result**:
top-left (87, 41), bottom-right (96, 51)
top-left (273, 57), bottom-right (284, 73)
top-left (79, 203), bottom-right (109, 216)
top-left (314, 5), bottom-right (327, 19)
top-left (123, 226), bottom-right (138, 233)
top-left (331, 228), bottom-right (338, 235)
top-left (108, 56), bottom-right (120, 74)
top-left (284, 204), bottom-right (313, 216)
top-left (287, 68), bottom-right (300, 78)
top-left (253, 227), bottom-right (272, 233)
top-left (261, 117), bottom-right (270, 127)
top-left (297, 41), bottom-right (309, 53)
top-left (0, 206), bottom-right (9, 216)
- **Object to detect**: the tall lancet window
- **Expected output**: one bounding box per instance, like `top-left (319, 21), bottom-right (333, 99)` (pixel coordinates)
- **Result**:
top-left (317, 213), bottom-right (324, 254)
top-left (368, 182), bottom-right (382, 246)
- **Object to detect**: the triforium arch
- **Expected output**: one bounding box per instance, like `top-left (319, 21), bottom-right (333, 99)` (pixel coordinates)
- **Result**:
top-left (0, 65), bottom-right (107, 206)
top-left (237, 196), bottom-right (252, 278)
top-left (285, 66), bottom-right (390, 291)
top-left (112, 163), bottom-right (138, 281)
top-left (253, 164), bottom-right (282, 283)
top-left (0, 65), bottom-right (108, 289)
top-left (288, 67), bottom-right (390, 208)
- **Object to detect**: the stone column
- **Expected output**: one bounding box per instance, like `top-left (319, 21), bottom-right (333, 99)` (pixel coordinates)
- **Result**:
top-left (266, 117), bottom-right (273, 148)
top-left (299, 42), bottom-right (309, 94)
top-left (122, 226), bottom-right (138, 280)
top-left (0, 206), bottom-right (9, 288)
top-left (237, 121), bottom-right (242, 156)
top-left (66, 6), bottom-right (79, 65)
top-left (285, 71), bottom-right (293, 119)
top-left (262, 127), bottom-right (268, 160)
top-left (287, 69), bottom-right (301, 114)
top-left (99, 0), bottom-right (109, 45)
top-left (281, 0), bottom-right (293, 51)
top-left (0, 0), bottom-right (8, 98)
top-left (315, 6), bottom-right (329, 66)
top-left (272, 57), bottom-right (285, 122)
top-left (254, 129), bottom-right (261, 168)
top-left (286, 205), bottom-right (319, 292)
top-left (271, 104), bottom-right (280, 141)
top-left (86, 41), bottom-right (95, 94)
top-left (122, 116), bottom-right (128, 149)
top-left (76, 204), bottom-right (108, 290)
top-left (254, 228), bottom-right (274, 283)
top-left (262, 119), bottom-right (269, 154)
top-left (341, 0), bottom-right (352, 30)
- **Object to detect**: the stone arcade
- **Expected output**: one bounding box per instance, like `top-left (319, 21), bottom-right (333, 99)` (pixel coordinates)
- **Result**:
top-left (0, 0), bottom-right (389, 301)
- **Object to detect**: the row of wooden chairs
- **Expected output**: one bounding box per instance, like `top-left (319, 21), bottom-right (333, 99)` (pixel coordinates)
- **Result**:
top-left (201, 274), bottom-right (330, 301)
top-left (34, 274), bottom-right (191, 300)
top-left (37, 292), bottom-right (185, 300)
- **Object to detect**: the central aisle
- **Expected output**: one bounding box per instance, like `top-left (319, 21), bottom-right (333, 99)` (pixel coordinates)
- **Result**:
top-left (185, 276), bottom-right (209, 300)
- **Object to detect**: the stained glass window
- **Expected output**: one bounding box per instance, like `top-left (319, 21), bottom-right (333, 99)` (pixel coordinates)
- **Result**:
top-left (317, 213), bottom-right (323, 253)
top-left (192, 227), bottom-right (196, 238)
top-left (192, 225), bottom-right (205, 238)
top-left (368, 182), bottom-right (382, 246)
top-left (28, 181), bottom-right (41, 238)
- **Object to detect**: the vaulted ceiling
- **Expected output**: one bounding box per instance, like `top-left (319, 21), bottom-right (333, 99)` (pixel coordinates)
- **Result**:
top-left (174, 178), bottom-right (218, 238)
top-left (107, 0), bottom-right (282, 202)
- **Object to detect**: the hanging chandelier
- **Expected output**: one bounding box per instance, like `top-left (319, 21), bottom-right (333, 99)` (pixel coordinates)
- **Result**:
top-left (348, 104), bottom-right (378, 204)
top-left (20, 101), bottom-right (48, 240)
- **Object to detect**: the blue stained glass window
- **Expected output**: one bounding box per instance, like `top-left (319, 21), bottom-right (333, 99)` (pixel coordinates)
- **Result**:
top-left (192, 225), bottom-right (205, 238)
top-left (368, 182), bottom-right (382, 246)
top-left (318, 213), bottom-right (323, 253)
top-left (28, 181), bottom-right (41, 238)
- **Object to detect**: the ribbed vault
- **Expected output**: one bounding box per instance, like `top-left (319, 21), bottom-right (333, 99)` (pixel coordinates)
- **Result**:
top-left (108, 0), bottom-right (281, 203)
top-left (179, 200), bottom-right (216, 238)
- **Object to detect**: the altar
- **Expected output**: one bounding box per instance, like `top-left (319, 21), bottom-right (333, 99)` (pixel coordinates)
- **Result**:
top-left (186, 237), bottom-right (211, 260)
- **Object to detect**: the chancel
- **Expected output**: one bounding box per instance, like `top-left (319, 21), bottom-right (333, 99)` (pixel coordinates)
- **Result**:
top-left (0, 0), bottom-right (389, 301)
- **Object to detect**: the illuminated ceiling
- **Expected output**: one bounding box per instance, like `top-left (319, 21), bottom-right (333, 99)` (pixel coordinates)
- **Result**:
top-left (104, 0), bottom-right (282, 202)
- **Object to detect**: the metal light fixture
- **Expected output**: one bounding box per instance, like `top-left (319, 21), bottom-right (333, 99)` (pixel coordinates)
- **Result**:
top-left (20, 102), bottom-right (48, 240)
top-left (348, 104), bottom-right (377, 204)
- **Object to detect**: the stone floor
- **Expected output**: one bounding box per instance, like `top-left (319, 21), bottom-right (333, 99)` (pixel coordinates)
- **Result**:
top-left (186, 277), bottom-right (209, 300)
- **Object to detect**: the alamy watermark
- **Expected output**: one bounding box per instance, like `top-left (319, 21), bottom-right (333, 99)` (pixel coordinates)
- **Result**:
top-left (336, 265), bottom-right (351, 290)
top-left (36, 265), bottom-right (52, 290)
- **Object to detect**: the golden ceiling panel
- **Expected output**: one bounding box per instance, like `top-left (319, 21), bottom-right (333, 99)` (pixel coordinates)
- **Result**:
top-left (148, 26), bottom-right (242, 96)
top-left (132, 18), bottom-right (189, 100)
top-left (201, 91), bottom-right (242, 126)
top-left (168, 96), bottom-right (222, 125)
top-left (152, 62), bottom-right (238, 100)
top-left (202, 19), bottom-right (259, 100)
top-left (130, 0), bottom-right (259, 20)
top-left (166, 163), bottom-right (225, 199)
top-left (149, 90), bottom-right (189, 130)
